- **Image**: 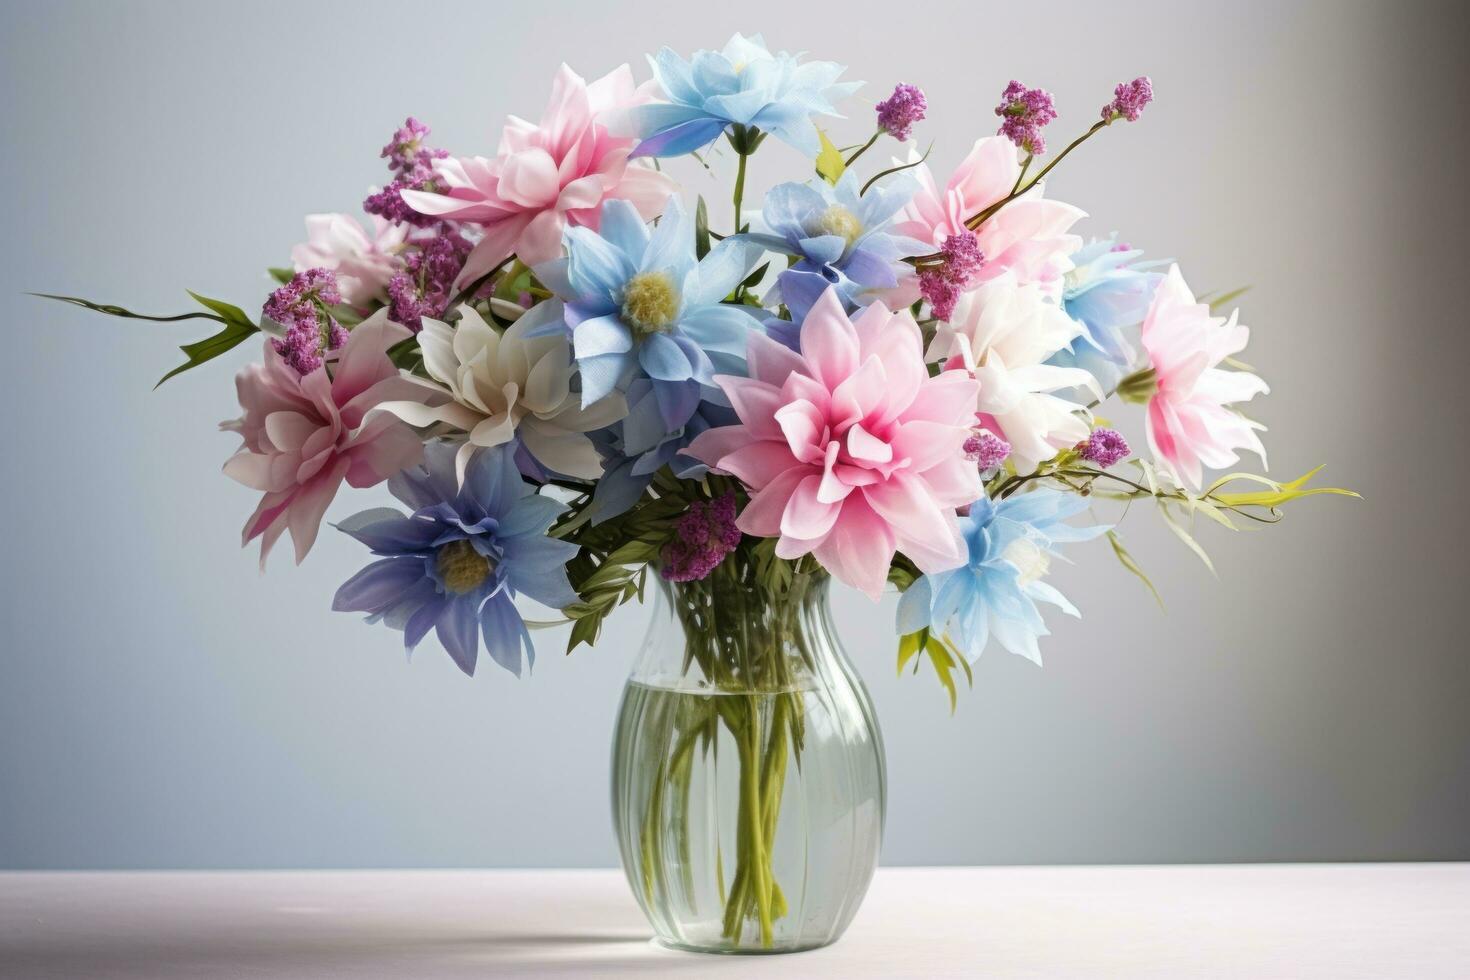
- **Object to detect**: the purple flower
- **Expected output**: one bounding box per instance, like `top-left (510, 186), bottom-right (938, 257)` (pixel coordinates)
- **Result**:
top-left (365, 118), bottom-right (451, 229)
top-left (876, 83), bottom-right (927, 141)
top-left (1079, 427), bottom-right (1130, 468)
top-left (995, 80), bottom-right (1057, 154)
top-left (1102, 76), bottom-right (1153, 123)
top-left (660, 493), bottom-right (742, 582)
top-left (386, 229), bottom-right (472, 333)
top-left (964, 430), bottom-right (1011, 471)
top-left (263, 269), bottom-right (346, 375)
top-left (919, 231), bottom-right (986, 321)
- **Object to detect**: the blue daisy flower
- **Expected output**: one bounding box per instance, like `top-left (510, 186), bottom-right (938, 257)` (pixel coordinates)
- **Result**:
top-left (332, 442), bottom-right (577, 677)
top-left (532, 195), bottom-right (762, 436)
top-left (740, 170), bottom-right (930, 317)
top-left (624, 33), bottom-right (860, 158)
top-left (896, 490), bottom-right (1108, 665)
top-left (1049, 237), bottom-right (1164, 393)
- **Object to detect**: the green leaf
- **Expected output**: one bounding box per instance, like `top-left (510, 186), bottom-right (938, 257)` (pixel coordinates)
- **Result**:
top-left (924, 635), bottom-right (972, 714)
top-left (1107, 531), bottom-right (1164, 608)
top-left (150, 292), bottom-right (261, 387)
top-left (30, 292), bottom-right (227, 325)
top-left (1159, 504), bottom-right (1216, 576)
top-left (741, 262), bottom-right (769, 289)
top-left (567, 614), bottom-right (602, 653)
top-left (695, 196), bottom-right (711, 260)
top-left (897, 629), bottom-right (924, 675)
top-left (815, 128), bottom-right (846, 186)
top-left (1207, 466), bottom-right (1361, 511)
top-left (1206, 285), bottom-right (1250, 314)
top-left (268, 267), bottom-right (295, 285)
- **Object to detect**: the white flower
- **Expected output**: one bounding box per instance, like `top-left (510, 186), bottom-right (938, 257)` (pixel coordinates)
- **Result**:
top-left (930, 273), bottom-right (1100, 472)
top-left (377, 302), bottom-right (626, 481)
top-left (290, 213), bottom-right (407, 307)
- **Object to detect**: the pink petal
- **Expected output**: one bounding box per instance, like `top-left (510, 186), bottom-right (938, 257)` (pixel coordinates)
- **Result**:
top-left (864, 475), bottom-right (965, 573)
top-left (496, 147), bottom-right (560, 208)
top-left (774, 399), bottom-right (826, 464)
top-left (687, 424), bottom-right (750, 471)
top-left (812, 495), bottom-right (896, 600)
top-left (845, 422), bottom-right (892, 464)
top-left (514, 208), bottom-right (569, 267)
top-left (903, 370), bottom-right (980, 425)
top-left (719, 440), bottom-right (800, 490)
top-left (736, 466), bottom-right (813, 537)
top-left (780, 475), bottom-right (841, 541)
top-left (721, 378), bottom-right (785, 440)
top-left (798, 287), bottom-right (859, 389)
top-left (287, 458), bottom-right (351, 564)
top-left (745, 331), bottom-right (808, 388)
top-left (890, 419), bottom-right (972, 474)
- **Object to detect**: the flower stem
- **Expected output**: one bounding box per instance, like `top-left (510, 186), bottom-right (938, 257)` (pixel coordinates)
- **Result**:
top-left (733, 149), bottom-right (749, 234)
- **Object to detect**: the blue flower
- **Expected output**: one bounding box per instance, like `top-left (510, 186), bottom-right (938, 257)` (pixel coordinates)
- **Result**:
top-left (741, 171), bottom-right (929, 316)
top-left (1049, 237), bottom-right (1164, 393)
top-left (584, 380), bottom-right (734, 524)
top-left (533, 195), bottom-right (762, 435)
top-left (625, 34), bottom-right (860, 158)
top-left (332, 442), bottom-right (577, 677)
top-left (896, 490), bottom-right (1107, 665)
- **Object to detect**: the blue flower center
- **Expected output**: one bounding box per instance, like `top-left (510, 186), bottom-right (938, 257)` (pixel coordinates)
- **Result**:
top-left (621, 271), bottom-right (680, 337)
top-left (436, 539), bottom-right (492, 594)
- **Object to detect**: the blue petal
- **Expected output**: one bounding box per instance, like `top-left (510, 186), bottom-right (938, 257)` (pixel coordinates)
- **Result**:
top-left (479, 593), bottom-right (533, 677)
top-left (678, 303), bottom-right (758, 357)
top-left (648, 48), bottom-right (701, 105)
top-left (335, 508), bottom-right (436, 555)
top-left (631, 117), bottom-right (728, 159)
top-left (497, 494), bottom-right (568, 539)
top-left (895, 577), bottom-right (933, 635)
top-left (639, 332), bottom-right (694, 382)
top-left (573, 314), bottom-right (634, 359)
top-left (798, 235), bottom-right (847, 266)
top-left (653, 378), bottom-right (701, 431)
top-left (436, 598), bottom-right (481, 676)
top-left (840, 246), bottom-right (898, 289)
top-left (598, 199), bottom-right (653, 258)
top-left (566, 226), bottom-right (636, 301)
top-left (333, 557), bottom-right (427, 614)
top-left (587, 457), bottom-right (652, 524)
top-left (577, 351), bottom-right (634, 406)
top-left (690, 238), bottom-right (759, 305)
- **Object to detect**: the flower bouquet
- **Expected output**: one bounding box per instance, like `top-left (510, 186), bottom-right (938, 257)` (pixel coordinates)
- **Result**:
top-left (41, 34), bottom-right (1353, 953)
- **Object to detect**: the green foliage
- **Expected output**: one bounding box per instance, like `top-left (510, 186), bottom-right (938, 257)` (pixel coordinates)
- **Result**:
top-left (32, 291), bottom-right (262, 388)
top-left (897, 627), bottom-right (973, 713)
top-left (1107, 530), bottom-right (1164, 608)
top-left (695, 196), bottom-right (712, 259)
top-left (862, 142), bottom-right (932, 195)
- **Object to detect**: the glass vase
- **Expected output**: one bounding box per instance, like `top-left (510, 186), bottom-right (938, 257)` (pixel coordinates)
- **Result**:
top-left (611, 563), bottom-right (885, 954)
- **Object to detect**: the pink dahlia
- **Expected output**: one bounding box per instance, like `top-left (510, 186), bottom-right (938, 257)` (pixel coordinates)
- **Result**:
top-left (401, 64), bottom-right (677, 288)
top-left (890, 136), bottom-right (1084, 305)
top-left (222, 311), bottom-right (434, 566)
top-left (1141, 266), bottom-right (1269, 490)
top-left (290, 213), bottom-right (407, 307)
top-left (689, 288), bottom-right (982, 598)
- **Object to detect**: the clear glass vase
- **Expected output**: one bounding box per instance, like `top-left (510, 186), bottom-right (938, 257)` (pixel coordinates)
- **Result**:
top-left (611, 564), bottom-right (886, 954)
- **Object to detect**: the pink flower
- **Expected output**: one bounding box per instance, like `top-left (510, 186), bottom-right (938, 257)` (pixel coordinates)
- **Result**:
top-left (1141, 266), bottom-right (1269, 490)
top-left (401, 64), bottom-right (677, 288)
top-left (689, 288), bottom-right (982, 599)
top-left (222, 311), bottom-right (435, 566)
top-left (891, 136), bottom-right (1085, 306)
top-left (290, 213), bottom-right (407, 307)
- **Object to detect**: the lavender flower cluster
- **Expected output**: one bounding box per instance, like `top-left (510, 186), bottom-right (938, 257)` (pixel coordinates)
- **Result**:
top-left (364, 118), bottom-right (449, 229)
top-left (919, 231), bottom-right (985, 321)
top-left (264, 269), bottom-right (347, 375)
top-left (660, 493), bottom-right (743, 582)
top-left (875, 83), bottom-right (927, 141)
top-left (387, 229), bottom-right (472, 332)
top-left (995, 80), bottom-right (1057, 154)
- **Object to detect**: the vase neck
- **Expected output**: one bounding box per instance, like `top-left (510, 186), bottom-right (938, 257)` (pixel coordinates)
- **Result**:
top-left (630, 570), bottom-right (839, 694)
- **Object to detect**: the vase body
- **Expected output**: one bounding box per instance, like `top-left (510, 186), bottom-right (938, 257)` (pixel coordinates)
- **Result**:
top-left (611, 568), bottom-right (885, 954)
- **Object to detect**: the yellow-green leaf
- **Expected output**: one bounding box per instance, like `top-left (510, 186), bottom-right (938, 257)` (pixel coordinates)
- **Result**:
top-left (815, 128), bottom-right (846, 186)
top-left (1208, 465), bottom-right (1361, 510)
top-left (1107, 530), bottom-right (1164, 608)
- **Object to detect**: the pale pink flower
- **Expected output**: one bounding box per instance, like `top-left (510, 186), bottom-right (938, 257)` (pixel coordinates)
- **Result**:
top-left (221, 311), bottom-right (436, 566)
top-left (890, 136), bottom-right (1085, 306)
top-left (401, 64), bottom-right (677, 288)
top-left (689, 288), bottom-right (981, 599)
top-left (1141, 266), bottom-right (1269, 490)
top-left (290, 213), bottom-right (407, 307)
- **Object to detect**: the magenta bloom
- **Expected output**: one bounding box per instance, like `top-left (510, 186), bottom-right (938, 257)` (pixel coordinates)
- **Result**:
top-left (660, 493), bottom-right (742, 582)
top-left (222, 312), bottom-right (435, 566)
top-left (1079, 427), bottom-right (1130, 468)
top-left (875, 83), bottom-right (927, 141)
top-left (994, 80), bottom-right (1057, 155)
top-left (690, 288), bottom-right (981, 598)
top-left (400, 65), bottom-right (676, 288)
top-left (1102, 76), bottom-right (1154, 123)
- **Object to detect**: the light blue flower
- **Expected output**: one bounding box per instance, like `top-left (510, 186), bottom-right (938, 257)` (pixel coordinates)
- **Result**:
top-left (896, 490), bottom-right (1107, 665)
top-left (741, 170), bottom-right (929, 316)
top-left (1048, 237), bottom-right (1164, 393)
top-left (625, 33), bottom-right (860, 158)
top-left (332, 442), bottom-right (577, 677)
top-left (533, 196), bottom-right (762, 435)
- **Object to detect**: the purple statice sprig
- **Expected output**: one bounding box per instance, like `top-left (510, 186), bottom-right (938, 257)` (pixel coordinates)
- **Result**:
top-left (264, 269), bottom-right (347, 375)
top-left (1101, 76), bottom-right (1154, 123)
top-left (365, 117), bottom-right (451, 229)
top-left (875, 83), bottom-right (927, 141)
top-left (1078, 427), bottom-right (1130, 468)
top-left (660, 493), bottom-right (742, 583)
top-left (919, 230), bottom-right (985, 321)
top-left (387, 228), bottom-right (472, 333)
top-left (964, 430), bottom-right (1011, 472)
top-left (995, 80), bottom-right (1057, 155)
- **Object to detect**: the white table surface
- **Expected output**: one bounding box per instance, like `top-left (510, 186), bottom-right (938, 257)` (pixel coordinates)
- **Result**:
top-left (2, 865), bottom-right (1465, 978)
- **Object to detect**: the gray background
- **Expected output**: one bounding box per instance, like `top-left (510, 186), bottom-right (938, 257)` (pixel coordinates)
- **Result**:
top-left (2, 0), bottom-right (1466, 870)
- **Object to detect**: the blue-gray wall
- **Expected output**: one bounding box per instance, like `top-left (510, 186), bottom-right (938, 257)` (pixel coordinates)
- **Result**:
top-left (2, 0), bottom-right (1466, 868)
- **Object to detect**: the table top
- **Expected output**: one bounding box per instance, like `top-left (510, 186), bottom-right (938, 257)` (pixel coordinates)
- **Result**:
top-left (2, 864), bottom-right (1466, 978)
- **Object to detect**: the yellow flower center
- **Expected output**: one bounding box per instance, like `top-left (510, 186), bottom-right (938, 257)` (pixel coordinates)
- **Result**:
top-left (622, 271), bottom-right (680, 336)
top-left (812, 205), bottom-right (863, 248)
top-left (436, 539), bottom-right (492, 595)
